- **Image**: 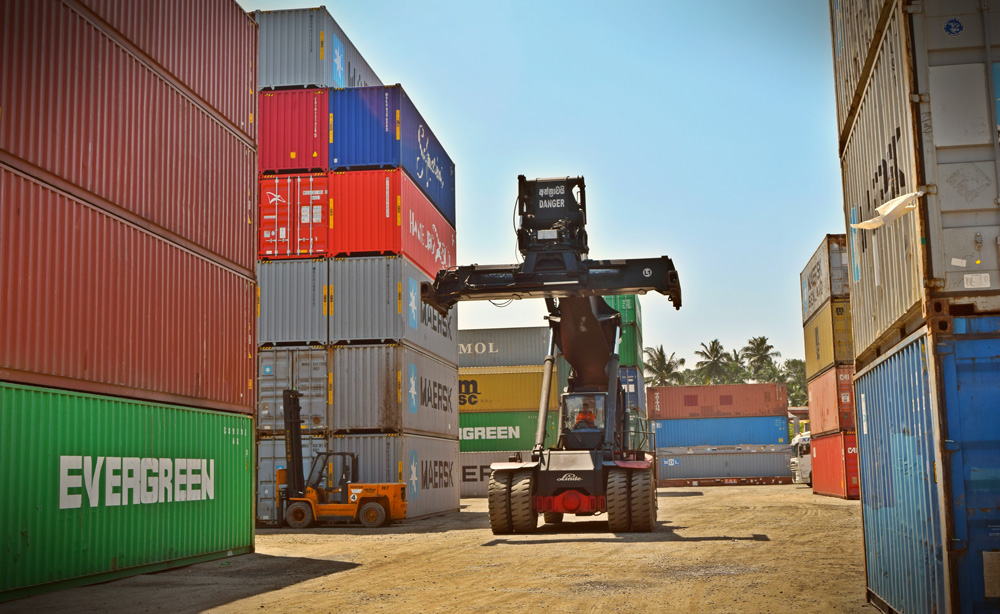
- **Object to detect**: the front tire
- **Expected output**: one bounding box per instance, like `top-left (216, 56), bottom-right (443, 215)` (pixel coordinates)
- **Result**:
top-left (285, 501), bottom-right (314, 529)
top-left (607, 468), bottom-right (631, 532)
top-left (629, 469), bottom-right (656, 532)
top-left (359, 501), bottom-right (387, 528)
top-left (510, 470), bottom-right (538, 533)
top-left (488, 471), bottom-right (513, 535)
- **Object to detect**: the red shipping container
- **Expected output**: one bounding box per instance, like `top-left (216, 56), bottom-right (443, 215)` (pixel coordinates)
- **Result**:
top-left (646, 384), bottom-right (788, 420)
top-left (0, 0), bottom-right (257, 273)
top-left (0, 164), bottom-right (255, 414)
top-left (77, 0), bottom-right (258, 141)
top-left (257, 170), bottom-right (456, 277)
top-left (806, 365), bottom-right (855, 435)
top-left (811, 431), bottom-right (860, 499)
top-left (258, 89), bottom-right (329, 173)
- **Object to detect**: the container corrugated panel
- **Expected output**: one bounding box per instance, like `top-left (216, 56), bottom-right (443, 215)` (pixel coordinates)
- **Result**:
top-left (258, 89), bottom-right (329, 173)
top-left (803, 299), bottom-right (853, 381)
top-left (459, 411), bottom-right (558, 453)
top-left (651, 416), bottom-right (789, 448)
top-left (258, 173), bottom-right (329, 259)
top-left (77, 0), bottom-right (258, 141)
top-left (619, 366), bottom-right (646, 414)
top-left (646, 384), bottom-right (789, 420)
top-left (657, 450), bottom-right (792, 480)
top-left (658, 443), bottom-right (790, 456)
top-left (810, 431), bottom-right (859, 499)
top-left (254, 8), bottom-right (382, 90)
top-left (0, 383), bottom-right (254, 601)
top-left (329, 256), bottom-right (458, 364)
top-left (0, 166), bottom-right (255, 414)
top-left (458, 327), bottom-right (550, 368)
top-left (458, 366), bottom-right (560, 413)
top-left (329, 86), bottom-right (456, 226)
top-left (602, 294), bottom-right (642, 329)
top-left (619, 324), bottom-right (643, 368)
top-left (257, 258), bottom-right (328, 345)
top-left (328, 433), bottom-right (459, 519)
top-left (0, 0), bottom-right (257, 272)
top-left (330, 344), bottom-right (458, 438)
top-left (829, 0), bottom-right (890, 136)
top-left (459, 451), bottom-right (530, 497)
top-left (257, 347), bottom-right (330, 432)
top-left (800, 234), bottom-right (849, 324)
top-left (255, 434), bottom-right (327, 526)
top-left (807, 365), bottom-right (855, 436)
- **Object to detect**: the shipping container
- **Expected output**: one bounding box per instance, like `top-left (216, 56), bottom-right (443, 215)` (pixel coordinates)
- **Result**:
top-left (651, 416), bottom-right (788, 448)
top-left (619, 366), bottom-right (647, 415)
top-left (800, 234), bottom-right (850, 324)
top-left (254, 7), bottom-right (382, 90)
top-left (77, 0), bottom-right (258, 141)
top-left (602, 294), bottom-right (643, 329)
top-left (258, 173), bottom-right (322, 259)
top-left (646, 384), bottom-right (788, 420)
top-left (0, 165), bottom-right (255, 414)
top-left (829, 0), bottom-right (889, 145)
top-left (458, 451), bottom-right (530, 497)
top-left (657, 443), bottom-right (790, 456)
top-left (834, 0), bottom-right (1000, 366)
top-left (854, 317), bottom-right (1000, 614)
top-left (810, 431), bottom-right (859, 500)
top-left (807, 365), bottom-right (855, 436)
top-left (458, 411), bottom-right (559, 453)
top-left (258, 89), bottom-right (329, 173)
top-left (658, 476), bottom-right (793, 488)
top-left (458, 327), bottom-right (551, 368)
top-left (328, 433), bottom-right (459, 519)
top-left (0, 0), bottom-right (257, 273)
top-left (330, 344), bottom-right (457, 438)
top-left (619, 324), bottom-right (644, 368)
top-left (257, 258), bottom-right (328, 346)
top-left (255, 434), bottom-right (328, 526)
top-left (257, 347), bottom-right (330, 432)
top-left (328, 256), bottom-right (458, 364)
top-left (656, 450), bottom-right (792, 481)
top-left (803, 299), bottom-right (853, 381)
top-left (0, 383), bottom-right (254, 601)
top-left (329, 85), bottom-right (456, 226)
top-left (458, 366), bottom-right (560, 413)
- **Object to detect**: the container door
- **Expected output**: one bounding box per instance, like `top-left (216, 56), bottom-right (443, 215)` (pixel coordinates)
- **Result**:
top-left (259, 175), bottom-right (296, 258)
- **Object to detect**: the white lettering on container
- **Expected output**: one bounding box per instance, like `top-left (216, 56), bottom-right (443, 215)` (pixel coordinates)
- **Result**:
top-left (58, 456), bottom-right (214, 509)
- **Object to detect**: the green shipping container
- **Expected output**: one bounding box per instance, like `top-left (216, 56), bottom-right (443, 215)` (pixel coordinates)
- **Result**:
top-left (459, 411), bottom-right (560, 452)
top-left (602, 294), bottom-right (642, 329)
top-left (619, 324), bottom-right (644, 368)
top-left (0, 383), bottom-right (254, 602)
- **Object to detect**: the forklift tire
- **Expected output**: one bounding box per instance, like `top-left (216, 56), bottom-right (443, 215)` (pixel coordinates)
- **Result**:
top-left (285, 502), bottom-right (314, 529)
top-left (543, 512), bottom-right (564, 525)
top-left (606, 468), bottom-right (631, 532)
top-left (359, 501), bottom-right (387, 528)
top-left (488, 471), bottom-right (513, 535)
top-left (629, 469), bottom-right (656, 532)
top-left (510, 470), bottom-right (537, 533)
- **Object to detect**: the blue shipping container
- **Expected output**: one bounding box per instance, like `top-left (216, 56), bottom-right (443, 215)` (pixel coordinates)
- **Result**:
top-left (329, 85), bottom-right (456, 227)
top-left (620, 366), bottom-right (646, 416)
top-left (651, 416), bottom-right (788, 448)
top-left (854, 318), bottom-right (1000, 614)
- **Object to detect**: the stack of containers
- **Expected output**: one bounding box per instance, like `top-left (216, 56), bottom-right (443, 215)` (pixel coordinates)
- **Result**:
top-left (603, 294), bottom-right (644, 372)
top-left (0, 0), bottom-right (257, 600)
top-left (800, 235), bottom-right (859, 499)
top-left (252, 8), bottom-right (459, 523)
top-left (647, 384), bottom-right (792, 487)
top-left (829, 2), bottom-right (1000, 611)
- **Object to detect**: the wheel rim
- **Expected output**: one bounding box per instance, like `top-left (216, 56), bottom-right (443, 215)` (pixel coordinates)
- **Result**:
top-left (364, 508), bottom-right (378, 523)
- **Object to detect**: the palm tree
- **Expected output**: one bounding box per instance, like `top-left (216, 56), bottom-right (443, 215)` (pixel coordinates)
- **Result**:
top-left (782, 359), bottom-right (807, 406)
top-left (643, 345), bottom-right (686, 386)
top-left (743, 336), bottom-right (782, 382)
top-left (693, 339), bottom-right (728, 384)
top-left (723, 349), bottom-right (748, 384)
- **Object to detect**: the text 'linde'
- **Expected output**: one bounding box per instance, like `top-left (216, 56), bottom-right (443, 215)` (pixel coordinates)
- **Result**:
top-left (59, 456), bottom-right (215, 509)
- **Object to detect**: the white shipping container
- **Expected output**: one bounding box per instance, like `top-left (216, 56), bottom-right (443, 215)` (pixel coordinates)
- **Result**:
top-left (328, 433), bottom-right (460, 519)
top-left (256, 435), bottom-right (328, 525)
top-left (458, 326), bottom-right (550, 368)
top-left (458, 451), bottom-right (529, 497)
top-left (258, 347), bottom-right (329, 432)
top-left (800, 235), bottom-right (850, 324)
top-left (830, 0), bottom-right (891, 136)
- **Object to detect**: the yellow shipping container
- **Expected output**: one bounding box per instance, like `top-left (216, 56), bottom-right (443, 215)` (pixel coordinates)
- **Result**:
top-left (804, 298), bottom-right (853, 381)
top-left (458, 366), bottom-right (560, 413)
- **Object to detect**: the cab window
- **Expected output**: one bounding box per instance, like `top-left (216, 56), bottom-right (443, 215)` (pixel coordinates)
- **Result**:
top-left (564, 395), bottom-right (605, 431)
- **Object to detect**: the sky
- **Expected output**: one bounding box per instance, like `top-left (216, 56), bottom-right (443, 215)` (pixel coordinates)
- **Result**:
top-left (238, 0), bottom-right (845, 367)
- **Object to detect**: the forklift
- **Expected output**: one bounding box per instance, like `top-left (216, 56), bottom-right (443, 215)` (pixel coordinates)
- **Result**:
top-left (277, 390), bottom-right (407, 528)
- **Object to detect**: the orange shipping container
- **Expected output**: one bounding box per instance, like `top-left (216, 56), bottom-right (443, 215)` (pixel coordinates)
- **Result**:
top-left (811, 431), bottom-right (859, 500)
top-left (646, 384), bottom-right (788, 421)
top-left (807, 365), bottom-right (855, 436)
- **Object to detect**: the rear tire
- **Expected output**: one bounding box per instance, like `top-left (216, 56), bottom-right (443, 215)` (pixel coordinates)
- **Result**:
top-left (607, 468), bottom-right (631, 532)
top-left (488, 471), bottom-right (513, 535)
top-left (359, 501), bottom-right (387, 528)
top-left (629, 469), bottom-right (656, 532)
top-left (543, 512), bottom-right (564, 524)
top-left (510, 470), bottom-right (538, 533)
top-left (285, 501), bottom-right (314, 529)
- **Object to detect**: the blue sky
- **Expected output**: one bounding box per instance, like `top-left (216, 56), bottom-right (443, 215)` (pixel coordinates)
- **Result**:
top-left (239, 0), bottom-right (845, 366)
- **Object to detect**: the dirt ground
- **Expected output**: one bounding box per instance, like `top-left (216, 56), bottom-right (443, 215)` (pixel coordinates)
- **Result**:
top-left (4, 484), bottom-right (871, 613)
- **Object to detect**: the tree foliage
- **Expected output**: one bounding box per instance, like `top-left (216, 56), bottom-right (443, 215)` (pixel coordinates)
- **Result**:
top-left (643, 345), bottom-right (686, 386)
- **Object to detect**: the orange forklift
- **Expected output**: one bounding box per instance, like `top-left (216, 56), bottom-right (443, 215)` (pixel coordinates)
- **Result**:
top-left (277, 390), bottom-right (407, 528)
